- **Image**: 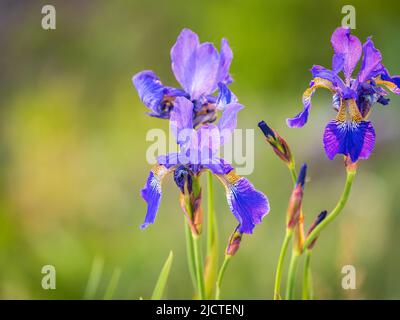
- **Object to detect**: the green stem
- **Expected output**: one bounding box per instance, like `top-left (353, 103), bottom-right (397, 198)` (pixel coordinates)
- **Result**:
top-left (205, 171), bottom-right (218, 299)
top-left (215, 255), bottom-right (231, 300)
top-left (303, 169), bottom-right (356, 249)
top-left (193, 234), bottom-right (206, 300)
top-left (207, 171), bottom-right (216, 252)
top-left (302, 250), bottom-right (313, 300)
top-left (273, 229), bottom-right (293, 300)
top-left (288, 163), bottom-right (297, 185)
top-left (184, 220), bottom-right (197, 293)
top-left (285, 251), bottom-right (300, 300)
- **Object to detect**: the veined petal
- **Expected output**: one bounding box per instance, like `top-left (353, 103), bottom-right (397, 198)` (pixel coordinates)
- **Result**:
top-left (323, 119), bottom-right (375, 162)
top-left (188, 42), bottom-right (220, 99)
top-left (171, 29), bottom-right (199, 94)
top-left (287, 77), bottom-right (335, 128)
top-left (358, 37), bottom-right (382, 83)
top-left (140, 165), bottom-right (171, 229)
top-left (331, 27), bottom-right (362, 80)
top-left (216, 171), bottom-right (270, 234)
top-left (170, 97), bottom-right (194, 147)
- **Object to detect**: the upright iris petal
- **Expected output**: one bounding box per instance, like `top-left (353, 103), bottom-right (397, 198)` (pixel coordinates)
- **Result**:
top-left (358, 38), bottom-right (382, 83)
top-left (170, 29), bottom-right (233, 100)
top-left (331, 27), bottom-right (362, 81)
top-left (170, 97), bottom-right (194, 148)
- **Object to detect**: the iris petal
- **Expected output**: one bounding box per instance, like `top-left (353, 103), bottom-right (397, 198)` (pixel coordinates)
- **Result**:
top-left (216, 171), bottom-right (270, 234)
top-left (188, 42), bottom-right (220, 99)
top-left (375, 76), bottom-right (400, 96)
top-left (170, 29), bottom-right (200, 94)
top-left (287, 77), bottom-right (335, 128)
top-left (132, 70), bottom-right (166, 117)
top-left (171, 29), bottom-right (233, 100)
top-left (330, 27), bottom-right (362, 80)
top-left (358, 38), bottom-right (382, 83)
top-left (323, 119), bottom-right (375, 162)
top-left (216, 83), bottom-right (238, 110)
top-left (170, 97), bottom-right (194, 147)
top-left (140, 165), bottom-right (170, 229)
top-left (216, 38), bottom-right (233, 85)
top-left (218, 103), bottom-right (244, 145)
top-left (203, 157), bottom-right (233, 175)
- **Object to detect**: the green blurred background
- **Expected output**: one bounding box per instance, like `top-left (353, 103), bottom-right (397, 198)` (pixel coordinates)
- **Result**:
top-left (0, 0), bottom-right (399, 299)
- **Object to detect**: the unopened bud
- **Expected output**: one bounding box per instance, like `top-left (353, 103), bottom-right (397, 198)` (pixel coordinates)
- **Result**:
top-left (306, 210), bottom-right (327, 250)
top-left (226, 226), bottom-right (243, 256)
top-left (258, 120), bottom-right (293, 165)
top-left (287, 164), bottom-right (307, 229)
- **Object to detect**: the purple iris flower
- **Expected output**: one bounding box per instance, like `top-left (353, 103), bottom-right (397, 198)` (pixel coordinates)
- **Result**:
top-left (132, 29), bottom-right (234, 127)
top-left (287, 27), bottom-right (400, 162)
top-left (140, 96), bottom-right (270, 234)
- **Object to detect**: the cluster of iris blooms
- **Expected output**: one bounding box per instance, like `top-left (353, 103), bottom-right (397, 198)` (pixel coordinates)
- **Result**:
top-left (132, 27), bottom-right (400, 299)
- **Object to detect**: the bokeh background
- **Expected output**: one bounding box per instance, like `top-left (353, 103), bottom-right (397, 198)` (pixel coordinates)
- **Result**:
top-left (1, 0), bottom-right (400, 299)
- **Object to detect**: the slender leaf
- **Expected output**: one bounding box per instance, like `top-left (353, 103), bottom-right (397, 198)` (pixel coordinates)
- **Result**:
top-left (151, 251), bottom-right (174, 300)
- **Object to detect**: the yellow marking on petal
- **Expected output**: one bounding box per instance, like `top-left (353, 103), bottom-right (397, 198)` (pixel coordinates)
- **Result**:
top-left (374, 77), bottom-right (400, 95)
top-left (151, 165), bottom-right (170, 181)
top-left (223, 170), bottom-right (241, 185)
top-left (347, 99), bottom-right (363, 122)
top-left (336, 100), bottom-right (347, 122)
top-left (303, 77), bottom-right (336, 102)
top-left (335, 99), bottom-right (362, 122)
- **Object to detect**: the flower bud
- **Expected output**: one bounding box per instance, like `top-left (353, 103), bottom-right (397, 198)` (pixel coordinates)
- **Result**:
top-left (258, 120), bottom-right (293, 165)
top-left (306, 210), bottom-right (327, 250)
top-left (287, 164), bottom-right (307, 229)
top-left (226, 226), bottom-right (243, 256)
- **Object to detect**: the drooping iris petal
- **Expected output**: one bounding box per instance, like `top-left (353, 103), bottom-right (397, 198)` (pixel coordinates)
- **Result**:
top-left (330, 27), bottom-right (362, 80)
top-left (216, 171), bottom-right (270, 234)
top-left (132, 70), bottom-right (167, 118)
top-left (140, 165), bottom-right (170, 229)
top-left (170, 97), bottom-right (194, 147)
top-left (323, 119), bottom-right (375, 162)
top-left (170, 29), bottom-right (199, 94)
top-left (375, 74), bottom-right (400, 95)
top-left (287, 77), bottom-right (335, 128)
top-left (216, 38), bottom-right (233, 85)
top-left (358, 38), bottom-right (382, 83)
top-left (216, 82), bottom-right (237, 110)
